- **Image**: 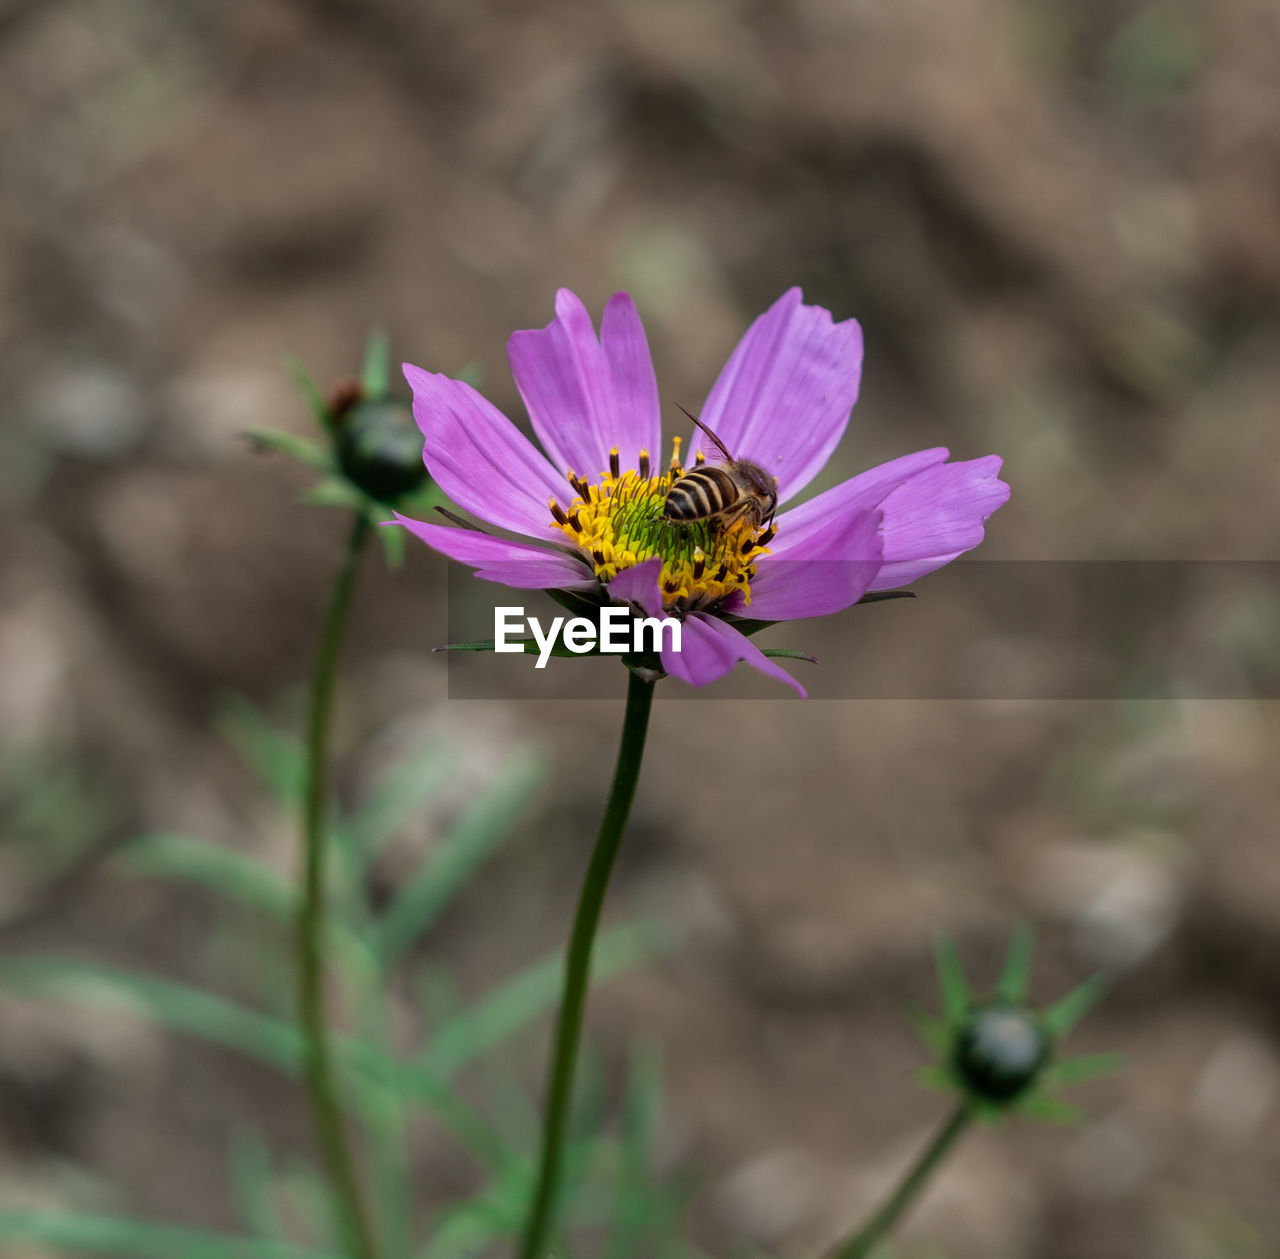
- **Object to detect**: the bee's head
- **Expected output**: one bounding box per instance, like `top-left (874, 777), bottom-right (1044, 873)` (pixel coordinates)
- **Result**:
top-left (740, 461), bottom-right (778, 518)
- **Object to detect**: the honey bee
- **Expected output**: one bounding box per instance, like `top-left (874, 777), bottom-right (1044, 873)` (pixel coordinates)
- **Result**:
top-left (662, 406), bottom-right (778, 532)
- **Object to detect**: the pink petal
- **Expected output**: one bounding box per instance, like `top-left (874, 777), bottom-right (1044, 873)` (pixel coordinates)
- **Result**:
top-left (661, 612), bottom-right (807, 698)
top-left (698, 289), bottom-right (864, 504)
top-left (508, 289), bottom-right (660, 483)
top-left (765, 448), bottom-right (951, 559)
top-left (602, 293), bottom-right (662, 465)
top-left (392, 515), bottom-right (595, 589)
top-left (869, 455), bottom-right (1011, 589)
top-left (607, 557), bottom-right (664, 617)
top-left (403, 364), bottom-right (571, 539)
top-left (725, 506), bottom-right (884, 621)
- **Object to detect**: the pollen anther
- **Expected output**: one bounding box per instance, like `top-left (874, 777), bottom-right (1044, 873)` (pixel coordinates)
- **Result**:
top-left (550, 444), bottom-right (772, 613)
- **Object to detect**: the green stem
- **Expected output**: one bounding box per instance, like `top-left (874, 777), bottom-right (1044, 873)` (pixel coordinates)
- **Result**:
top-left (518, 671), bottom-right (656, 1259)
top-left (297, 513), bottom-right (378, 1259)
top-left (827, 1104), bottom-right (972, 1259)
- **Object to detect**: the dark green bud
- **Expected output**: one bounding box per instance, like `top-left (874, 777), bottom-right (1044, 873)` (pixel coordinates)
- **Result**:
top-left (951, 1002), bottom-right (1049, 1102)
top-left (335, 396), bottom-right (428, 503)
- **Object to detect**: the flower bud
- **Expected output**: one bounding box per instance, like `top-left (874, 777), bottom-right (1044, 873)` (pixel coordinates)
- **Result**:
top-left (335, 396), bottom-right (428, 503)
top-left (951, 1001), bottom-right (1049, 1102)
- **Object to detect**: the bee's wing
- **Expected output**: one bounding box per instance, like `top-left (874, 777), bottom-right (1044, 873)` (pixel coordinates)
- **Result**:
top-left (676, 404), bottom-right (735, 463)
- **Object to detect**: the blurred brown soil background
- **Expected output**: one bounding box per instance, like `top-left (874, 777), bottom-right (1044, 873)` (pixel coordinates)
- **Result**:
top-left (3, 1), bottom-right (1280, 1256)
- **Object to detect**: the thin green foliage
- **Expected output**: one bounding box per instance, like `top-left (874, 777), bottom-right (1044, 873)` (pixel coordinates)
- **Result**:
top-left (304, 478), bottom-right (368, 510)
top-left (609, 1044), bottom-right (667, 1259)
top-left (0, 1209), bottom-right (343, 1259)
top-left (907, 1008), bottom-right (949, 1056)
top-left (0, 700), bottom-right (695, 1259)
top-left (1014, 1094), bottom-right (1086, 1124)
top-left (417, 921), bottom-right (660, 1082)
top-left (1, 745), bottom-right (116, 868)
top-left (0, 957), bottom-right (302, 1072)
top-left (1043, 975), bottom-right (1109, 1037)
top-left (124, 831), bottom-right (295, 919)
top-left (374, 748), bottom-right (547, 967)
top-left (362, 328), bottom-right (391, 399)
top-left (217, 695), bottom-right (306, 809)
top-left (114, 830), bottom-right (373, 995)
top-left (350, 952), bottom-right (415, 1259)
top-left (377, 517), bottom-right (407, 566)
top-left (933, 935), bottom-right (970, 1023)
top-left (284, 357), bottom-right (334, 432)
top-left (274, 1159), bottom-right (344, 1252)
top-left (343, 739), bottom-right (458, 876)
top-left (229, 1130), bottom-right (289, 1245)
top-left (247, 427), bottom-right (334, 473)
top-left (1040, 1052), bottom-right (1126, 1088)
top-left (994, 922), bottom-right (1034, 1002)
top-left (420, 1160), bottom-right (530, 1259)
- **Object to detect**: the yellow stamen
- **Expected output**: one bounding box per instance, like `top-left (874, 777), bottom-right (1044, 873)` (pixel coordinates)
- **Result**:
top-left (551, 437), bottom-right (770, 612)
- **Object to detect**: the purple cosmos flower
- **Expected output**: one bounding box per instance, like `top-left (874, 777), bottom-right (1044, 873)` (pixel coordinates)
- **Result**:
top-left (396, 288), bottom-right (1009, 697)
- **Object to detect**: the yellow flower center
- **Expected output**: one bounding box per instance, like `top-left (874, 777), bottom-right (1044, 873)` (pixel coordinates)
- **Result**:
top-left (549, 438), bottom-right (773, 613)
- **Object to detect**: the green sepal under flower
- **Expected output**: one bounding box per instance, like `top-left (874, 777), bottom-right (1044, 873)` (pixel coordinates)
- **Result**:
top-left (912, 925), bottom-right (1123, 1123)
top-left (246, 329), bottom-right (443, 566)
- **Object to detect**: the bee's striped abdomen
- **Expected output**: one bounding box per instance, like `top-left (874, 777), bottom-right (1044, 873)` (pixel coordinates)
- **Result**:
top-left (663, 466), bottom-right (738, 522)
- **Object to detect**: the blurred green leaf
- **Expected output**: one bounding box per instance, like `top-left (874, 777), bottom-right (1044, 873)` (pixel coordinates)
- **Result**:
top-left (1106, 1), bottom-right (1203, 103)
top-left (621, 1043), bottom-right (662, 1173)
top-left (216, 696), bottom-right (305, 810)
top-left (0, 1209), bottom-right (342, 1258)
top-left (228, 1130), bottom-right (286, 1244)
top-left (388, 480), bottom-right (447, 521)
top-left (908, 1008), bottom-right (950, 1056)
top-left (302, 478), bottom-right (365, 509)
top-left (415, 961), bottom-right (464, 1026)
top-left (376, 515), bottom-right (406, 566)
top-left (570, 1042), bottom-right (609, 1144)
top-left (0, 956), bottom-right (506, 1171)
top-left (995, 923), bottom-right (1035, 1002)
top-left (361, 328), bottom-right (391, 399)
top-left (419, 1158), bottom-right (530, 1259)
top-left (477, 1057), bottom-right (542, 1152)
top-left (759, 648), bottom-right (818, 664)
top-left (1014, 1094), bottom-right (1086, 1125)
top-left (0, 958), bottom-right (301, 1072)
top-left (347, 936), bottom-right (414, 1259)
top-left (245, 426), bottom-right (334, 474)
top-left (934, 935), bottom-right (970, 1024)
top-left (417, 921), bottom-right (661, 1082)
top-left (373, 748), bottom-right (546, 967)
top-left (1043, 975), bottom-right (1108, 1038)
top-left (275, 1160), bottom-right (342, 1252)
top-left (116, 832), bottom-right (374, 1002)
top-left (609, 1043), bottom-right (667, 1259)
top-left (457, 360), bottom-right (485, 389)
top-left (916, 1065), bottom-right (956, 1093)
top-left (1041, 1052), bottom-right (1125, 1088)
top-left (346, 739), bottom-right (458, 877)
top-left (1, 747), bottom-right (116, 866)
top-left (122, 832), bottom-right (294, 920)
top-left (285, 358), bottom-right (333, 431)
